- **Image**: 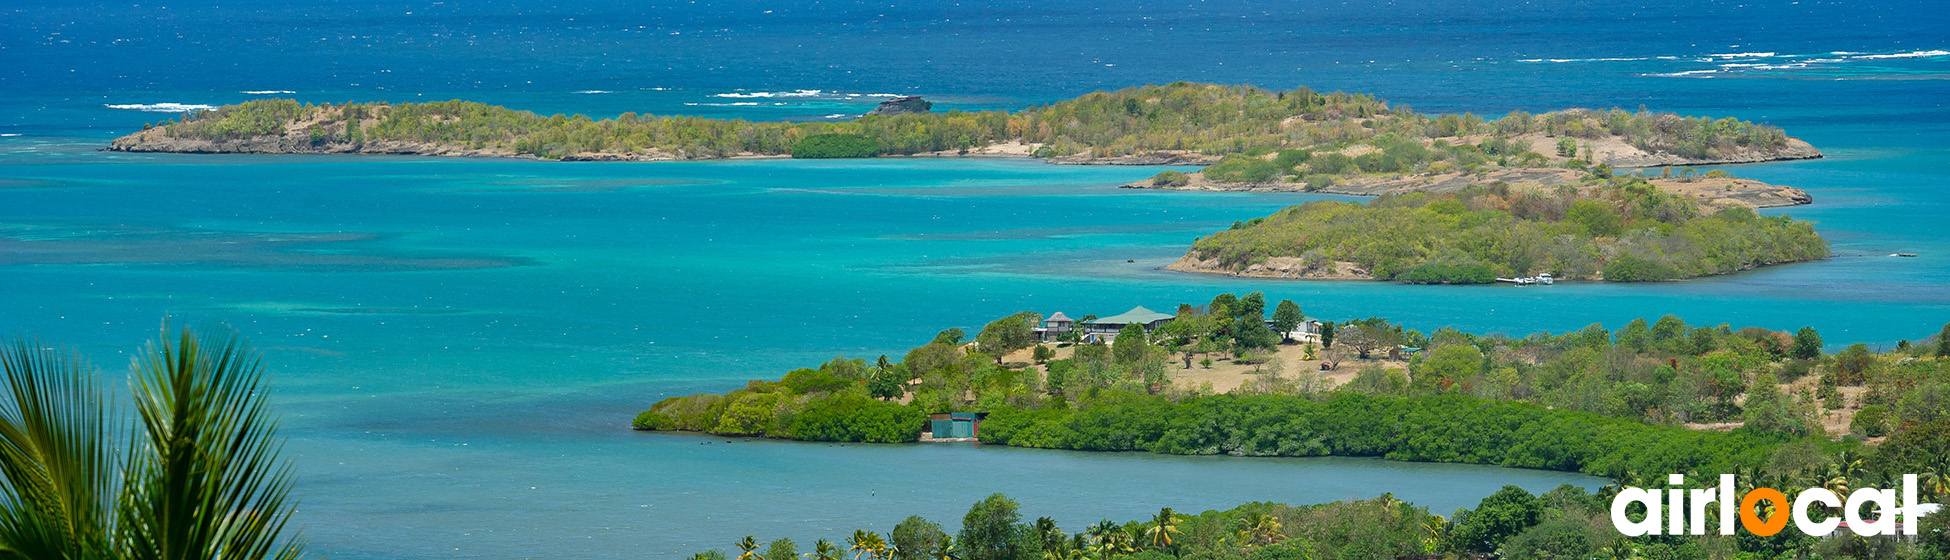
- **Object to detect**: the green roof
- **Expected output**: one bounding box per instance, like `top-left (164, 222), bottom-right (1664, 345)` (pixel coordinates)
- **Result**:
top-left (1088, 306), bottom-right (1175, 326)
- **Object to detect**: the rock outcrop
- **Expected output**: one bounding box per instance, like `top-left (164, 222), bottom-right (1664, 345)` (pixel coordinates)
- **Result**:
top-left (866, 96), bottom-right (931, 116)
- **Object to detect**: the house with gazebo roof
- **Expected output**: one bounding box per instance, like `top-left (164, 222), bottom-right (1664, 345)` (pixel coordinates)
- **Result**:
top-left (1035, 311), bottom-right (1075, 342)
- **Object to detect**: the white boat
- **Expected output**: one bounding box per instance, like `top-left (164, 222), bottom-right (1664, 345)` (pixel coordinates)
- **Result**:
top-left (1497, 274), bottom-right (1555, 286)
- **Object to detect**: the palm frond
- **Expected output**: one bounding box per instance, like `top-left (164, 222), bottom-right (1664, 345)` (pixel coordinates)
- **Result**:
top-left (119, 328), bottom-right (303, 560)
top-left (0, 338), bottom-right (117, 560)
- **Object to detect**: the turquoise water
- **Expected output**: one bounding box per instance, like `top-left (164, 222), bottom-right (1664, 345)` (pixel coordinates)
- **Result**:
top-left (4, 0), bottom-right (1949, 558)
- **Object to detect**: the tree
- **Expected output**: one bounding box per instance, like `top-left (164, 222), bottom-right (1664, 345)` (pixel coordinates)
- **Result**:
top-left (1450, 486), bottom-right (1543, 554)
top-left (813, 539), bottom-right (844, 560)
top-left (1236, 292), bottom-right (1267, 321)
top-left (1319, 322), bottom-right (1336, 349)
top-left (1938, 322), bottom-right (1950, 358)
top-left (1834, 343), bottom-right (1875, 384)
top-left (1499, 518), bottom-right (1594, 560)
top-left (957, 494), bottom-right (1025, 560)
top-left (977, 312), bottom-right (1042, 363)
top-left (848, 531), bottom-right (888, 560)
top-left (1419, 344), bottom-right (1483, 386)
top-left (1743, 373), bottom-right (1807, 436)
top-left (1031, 345), bottom-right (1055, 364)
top-left (1792, 327), bottom-right (1823, 360)
top-left (1271, 300), bottom-right (1304, 344)
top-left (738, 536), bottom-right (762, 560)
top-left (891, 516), bottom-right (948, 560)
top-left (933, 328), bottom-right (967, 345)
top-left (1143, 508), bottom-right (1180, 550)
top-left (764, 538), bottom-right (799, 560)
top-left (868, 369), bottom-right (906, 401)
top-left (1113, 324), bottom-right (1150, 364)
top-left (1851, 405), bottom-right (1890, 438)
top-left (1339, 319), bottom-right (1403, 360)
top-left (0, 329), bottom-right (307, 560)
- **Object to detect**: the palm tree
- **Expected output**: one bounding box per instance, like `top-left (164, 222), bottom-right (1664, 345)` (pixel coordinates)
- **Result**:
top-left (1032, 517), bottom-right (1062, 551)
top-left (847, 531), bottom-right (870, 560)
top-left (1085, 520), bottom-right (1118, 546)
top-left (1419, 513), bottom-right (1448, 555)
top-left (0, 329), bottom-right (306, 560)
top-left (929, 536), bottom-right (958, 560)
top-left (737, 536), bottom-right (762, 560)
top-left (847, 530), bottom-right (886, 560)
top-left (1248, 513), bottom-right (1285, 546)
top-left (1143, 508), bottom-right (1179, 550)
top-left (809, 539), bottom-right (842, 560)
top-left (1918, 454), bottom-right (1950, 501)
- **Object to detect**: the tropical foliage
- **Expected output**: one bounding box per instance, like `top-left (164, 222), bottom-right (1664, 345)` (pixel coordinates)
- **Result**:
top-left (141, 83), bottom-right (1792, 163)
top-left (0, 329), bottom-right (306, 560)
top-left (1185, 177), bottom-right (1827, 282)
top-left (688, 484), bottom-right (1950, 560)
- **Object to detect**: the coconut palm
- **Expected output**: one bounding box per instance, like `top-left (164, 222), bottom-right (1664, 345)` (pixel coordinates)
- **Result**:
top-left (929, 536), bottom-right (957, 560)
top-left (809, 539), bottom-right (842, 560)
top-left (846, 530), bottom-right (886, 560)
top-left (736, 536), bottom-right (762, 560)
top-left (1142, 508), bottom-right (1179, 550)
top-left (0, 329), bottom-right (305, 560)
top-left (1918, 454), bottom-right (1950, 501)
top-left (1032, 517), bottom-right (1063, 551)
top-left (1247, 513), bottom-right (1285, 546)
top-left (1419, 513), bottom-right (1448, 554)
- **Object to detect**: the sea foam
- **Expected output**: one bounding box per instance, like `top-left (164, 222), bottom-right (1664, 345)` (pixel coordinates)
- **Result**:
top-left (105, 103), bottom-right (217, 112)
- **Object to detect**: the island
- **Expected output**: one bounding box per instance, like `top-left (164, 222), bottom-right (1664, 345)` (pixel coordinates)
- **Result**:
top-left (1163, 175), bottom-right (1828, 283)
top-left (644, 299), bottom-right (1950, 558)
top-left (112, 83), bottom-right (1830, 283)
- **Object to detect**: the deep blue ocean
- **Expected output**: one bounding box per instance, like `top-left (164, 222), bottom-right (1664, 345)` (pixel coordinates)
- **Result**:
top-left (2, 1), bottom-right (1947, 558)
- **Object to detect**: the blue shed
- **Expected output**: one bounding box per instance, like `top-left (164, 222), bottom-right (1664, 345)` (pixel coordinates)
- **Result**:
top-left (928, 412), bottom-right (983, 439)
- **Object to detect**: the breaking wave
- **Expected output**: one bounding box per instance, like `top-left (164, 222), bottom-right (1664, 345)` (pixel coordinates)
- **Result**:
top-left (105, 103), bottom-right (217, 112)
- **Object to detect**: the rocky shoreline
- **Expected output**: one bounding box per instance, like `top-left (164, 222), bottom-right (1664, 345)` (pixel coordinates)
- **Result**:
top-left (1123, 166), bottom-right (1814, 209)
top-left (103, 131), bottom-right (1234, 166)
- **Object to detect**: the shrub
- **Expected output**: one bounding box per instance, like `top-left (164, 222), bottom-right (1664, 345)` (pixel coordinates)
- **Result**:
top-left (1152, 170), bottom-right (1191, 186)
top-left (791, 133), bottom-right (881, 158)
top-left (1852, 405), bottom-right (1891, 438)
top-left (1602, 256), bottom-right (1679, 282)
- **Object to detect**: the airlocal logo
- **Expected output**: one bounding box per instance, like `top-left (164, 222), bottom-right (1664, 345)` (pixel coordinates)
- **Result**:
top-left (1611, 474), bottom-right (1922, 537)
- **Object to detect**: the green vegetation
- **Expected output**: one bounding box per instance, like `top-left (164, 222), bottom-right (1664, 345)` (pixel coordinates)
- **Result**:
top-left (791, 133), bottom-right (881, 158)
top-left (1184, 177), bottom-right (1827, 282)
top-left (635, 295), bottom-right (1950, 489)
top-left (693, 484), bottom-right (1950, 560)
top-left (137, 82), bottom-right (1794, 164)
top-left (0, 329), bottom-right (306, 559)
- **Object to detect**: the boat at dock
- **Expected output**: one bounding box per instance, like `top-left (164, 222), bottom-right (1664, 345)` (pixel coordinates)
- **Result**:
top-left (1496, 273), bottom-right (1555, 285)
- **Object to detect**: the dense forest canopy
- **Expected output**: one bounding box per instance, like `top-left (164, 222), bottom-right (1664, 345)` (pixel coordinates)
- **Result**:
top-left (135, 82), bottom-right (1793, 162)
top-left (646, 300), bottom-right (1950, 559)
top-left (1182, 175), bottom-right (1829, 283)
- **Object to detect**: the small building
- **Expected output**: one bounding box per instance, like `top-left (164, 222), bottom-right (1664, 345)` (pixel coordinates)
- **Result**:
top-left (1035, 311), bottom-right (1074, 342)
top-left (1273, 319), bottom-right (1323, 344)
top-left (927, 412), bottom-right (983, 439)
top-left (1082, 306), bottom-right (1176, 340)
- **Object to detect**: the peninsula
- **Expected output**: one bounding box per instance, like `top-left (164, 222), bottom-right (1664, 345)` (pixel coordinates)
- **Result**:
top-left (634, 296), bottom-right (1950, 499)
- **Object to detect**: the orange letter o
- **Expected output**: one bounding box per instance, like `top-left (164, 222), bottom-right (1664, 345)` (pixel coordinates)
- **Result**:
top-left (1740, 488), bottom-right (1790, 536)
